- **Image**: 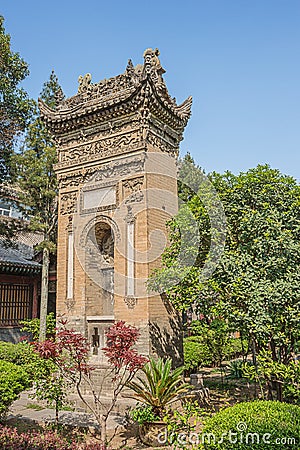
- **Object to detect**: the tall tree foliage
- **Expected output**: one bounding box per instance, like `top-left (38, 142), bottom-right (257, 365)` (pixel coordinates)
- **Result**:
top-left (177, 152), bottom-right (206, 203)
top-left (13, 71), bottom-right (63, 341)
top-left (150, 161), bottom-right (300, 397)
top-left (150, 154), bottom-right (221, 313)
top-left (0, 16), bottom-right (34, 240)
top-left (0, 16), bottom-right (34, 181)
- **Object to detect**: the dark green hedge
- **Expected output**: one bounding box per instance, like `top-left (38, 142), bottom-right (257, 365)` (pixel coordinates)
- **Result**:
top-left (201, 400), bottom-right (300, 449)
top-left (0, 360), bottom-right (31, 417)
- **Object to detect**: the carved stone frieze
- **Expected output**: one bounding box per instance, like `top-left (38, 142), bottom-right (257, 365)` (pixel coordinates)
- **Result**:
top-left (56, 115), bottom-right (140, 148)
top-left (87, 155), bottom-right (145, 184)
top-left (146, 131), bottom-right (178, 155)
top-left (77, 70), bottom-right (137, 100)
top-left (58, 170), bottom-right (89, 189)
top-left (59, 129), bottom-right (141, 163)
top-left (123, 176), bottom-right (144, 203)
top-left (60, 192), bottom-right (78, 215)
top-left (61, 80), bottom-right (137, 113)
top-left (57, 154), bottom-right (146, 190)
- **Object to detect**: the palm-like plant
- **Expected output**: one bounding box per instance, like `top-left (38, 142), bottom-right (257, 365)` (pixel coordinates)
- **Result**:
top-left (127, 357), bottom-right (190, 418)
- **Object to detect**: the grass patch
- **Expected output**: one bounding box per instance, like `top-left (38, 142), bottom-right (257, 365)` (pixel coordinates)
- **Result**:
top-left (25, 403), bottom-right (44, 411)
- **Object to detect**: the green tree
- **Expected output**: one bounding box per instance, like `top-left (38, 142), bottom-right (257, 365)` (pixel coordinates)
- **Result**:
top-left (177, 152), bottom-right (205, 203)
top-left (0, 15), bottom-right (34, 240)
top-left (149, 153), bottom-right (223, 313)
top-left (12, 71), bottom-right (63, 341)
top-left (150, 163), bottom-right (300, 400)
top-left (20, 312), bottom-right (56, 341)
top-left (0, 15), bottom-right (34, 181)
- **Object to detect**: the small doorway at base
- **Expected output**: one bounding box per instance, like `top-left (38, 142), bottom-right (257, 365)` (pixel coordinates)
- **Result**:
top-left (87, 317), bottom-right (114, 363)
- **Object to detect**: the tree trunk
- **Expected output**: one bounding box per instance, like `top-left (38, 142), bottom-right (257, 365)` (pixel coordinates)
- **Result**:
top-left (55, 401), bottom-right (59, 427)
top-left (252, 337), bottom-right (257, 367)
top-left (100, 414), bottom-right (107, 446)
top-left (251, 336), bottom-right (258, 398)
top-left (39, 246), bottom-right (49, 342)
top-left (276, 381), bottom-right (283, 402)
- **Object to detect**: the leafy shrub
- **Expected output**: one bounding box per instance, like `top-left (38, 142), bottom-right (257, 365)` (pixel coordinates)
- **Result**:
top-left (281, 361), bottom-right (300, 403)
top-left (164, 401), bottom-right (205, 448)
top-left (227, 359), bottom-right (251, 379)
top-left (34, 372), bottom-right (72, 426)
top-left (127, 358), bottom-right (190, 418)
top-left (184, 335), bottom-right (245, 374)
top-left (242, 350), bottom-right (300, 403)
top-left (0, 426), bottom-right (107, 449)
top-left (0, 341), bottom-right (53, 382)
top-left (226, 338), bottom-right (245, 359)
top-left (0, 361), bottom-right (31, 418)
top-left (184, 337), bottom-right (212, 373)
top-left (130, 404), bottom-right (160, 425)
top-left (201, 400), bottom-right (300, 449)
top-left (186, 320), bottom-right (246, 374)
top-left (20, 312), bottom-right (56, 341)
top-left (0, 341), bottom-right (36, 365)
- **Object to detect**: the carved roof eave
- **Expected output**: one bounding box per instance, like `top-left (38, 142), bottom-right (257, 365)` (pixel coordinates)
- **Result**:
top-left (38, 77), bottom-right (192, 135)
top-left (38, 86), bottom-right (143, 133)
top-left (146, 77), bottom-right (192, 129)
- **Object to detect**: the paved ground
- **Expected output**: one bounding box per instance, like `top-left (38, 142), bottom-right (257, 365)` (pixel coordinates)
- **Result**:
top-left (7, 391), bottom-right (176, 448)
top-left (8, 390), bottom-right (127, 432)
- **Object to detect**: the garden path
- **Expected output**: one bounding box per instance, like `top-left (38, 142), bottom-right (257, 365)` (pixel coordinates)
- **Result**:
top-left (8, 390), bottom-right (127, 432)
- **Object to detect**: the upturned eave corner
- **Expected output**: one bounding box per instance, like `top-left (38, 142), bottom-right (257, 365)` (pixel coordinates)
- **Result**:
top-left (177, 96), bottom-right (193, 122)
top-left (38, 97), bottom-right (55, 122)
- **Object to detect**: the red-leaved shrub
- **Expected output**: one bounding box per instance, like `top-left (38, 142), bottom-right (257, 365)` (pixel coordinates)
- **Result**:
top-left (0, 426), bottom-right (107, 450)
top-left (34, 320), bottom-right (148, 445)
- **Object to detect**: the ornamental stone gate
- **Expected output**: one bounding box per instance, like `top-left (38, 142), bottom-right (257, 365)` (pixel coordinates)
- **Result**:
top-left (39, 49), bottom-right (192, 368)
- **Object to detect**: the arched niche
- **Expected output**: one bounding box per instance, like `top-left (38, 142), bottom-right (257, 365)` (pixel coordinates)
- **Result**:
top-left (94, 222), bottom-right (114, 267)
top-left (85, 220), bottom-right (115, 359)
top-left (85, 220), bottom-right (115, 314)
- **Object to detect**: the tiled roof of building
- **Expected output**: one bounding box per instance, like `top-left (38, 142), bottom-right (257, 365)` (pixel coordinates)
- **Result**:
top-left (0, 240), bottom-right (41, 273)
top-left (0, 184), bottom-right (44, 274)
top-left (15, 231), bottom-right (44, 248)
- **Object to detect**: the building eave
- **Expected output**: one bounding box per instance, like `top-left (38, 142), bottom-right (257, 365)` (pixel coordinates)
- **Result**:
top-left (0, 261), bottom-right (41, 275)
top-left (39, 50), bottom-right (192, 135)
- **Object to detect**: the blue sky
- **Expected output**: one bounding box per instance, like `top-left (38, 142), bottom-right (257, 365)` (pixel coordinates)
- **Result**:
top-left (2, 0), bottom-right (299, 179)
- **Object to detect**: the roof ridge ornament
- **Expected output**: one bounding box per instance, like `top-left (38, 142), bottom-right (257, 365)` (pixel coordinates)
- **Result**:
top-left (143, 48), bottom-right (165, 77)
top-left (125, 59), bottom-right (140, 86)
top-left (78, 73), bottom-right (92, 94)
top-left (126, 59), bottom-right (135, 76)
top-left (54, 86), bottom-right (66, 108)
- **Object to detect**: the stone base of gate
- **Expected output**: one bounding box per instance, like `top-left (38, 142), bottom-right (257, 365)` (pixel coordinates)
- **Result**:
top-left (67, 365), bottom-right (137, 414)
